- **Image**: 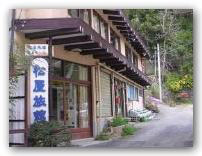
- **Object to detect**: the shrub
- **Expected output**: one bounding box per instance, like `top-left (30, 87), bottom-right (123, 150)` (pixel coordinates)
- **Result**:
top-left (28, 121), bottom-right (71, 147)
top-left (111, 116), bottom-right (128, 127)
top-left (165, 73), bottom-right (193, 93)
top-left (139, 117), bottom-right (147, 122)
top-left (122, 125), bottom-right (137, 136)
top-left (150, 83), bottom-right (160, 99)
top-left (95, 133), bottom-right (110, 141)
top-left (145, 103), bottom-right (159, 113)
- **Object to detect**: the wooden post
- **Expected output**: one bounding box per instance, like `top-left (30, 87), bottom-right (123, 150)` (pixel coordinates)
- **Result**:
top-left (48, 37), bottom-right (53, 120)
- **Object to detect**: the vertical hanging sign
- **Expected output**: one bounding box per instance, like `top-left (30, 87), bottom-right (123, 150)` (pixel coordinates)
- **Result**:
top-left (30, 58), bottom-right (49, 123)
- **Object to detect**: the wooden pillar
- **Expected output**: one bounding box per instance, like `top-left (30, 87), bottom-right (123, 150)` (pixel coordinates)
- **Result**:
top-left (48, 37), bottom-right (53, 120)
top-left (111, 73), bottom-right (115, 116)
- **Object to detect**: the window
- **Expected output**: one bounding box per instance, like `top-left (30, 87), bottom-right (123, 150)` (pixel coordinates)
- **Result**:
top-left (93, 13), bottom-right (100, 34)
top-left (114, 79), bottom-right (125, 116)
top-left (83, 10), bottom-right (90, 24)
top-left (93, 11), bottom-right (108, 40)
top-left (110, 29), bottom-right (120, 50)
top-left (80, 9), bottom-right (90, 24)
top-left (127, 85), bottom-right (139, 101)
top-left (133, 54), bottom-right (138, 66)
top-left (139, 89), bottom-right (143, 97)
top-left (125, 45), bottom-right (132, 63)
top-left (52, 59), bottom-right (62, 77)
top-left (68, 9), bottom-right (90, 25)
top-left (64, 61), bottom-right (88, 81)
top-left (100, 20), bottom-right (108, 39)
top-left (68, 9), bottom-right (79, 18)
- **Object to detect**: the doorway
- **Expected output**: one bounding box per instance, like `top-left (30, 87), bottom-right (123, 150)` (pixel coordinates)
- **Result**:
top-left (50, 80), bottom-right (92, 139)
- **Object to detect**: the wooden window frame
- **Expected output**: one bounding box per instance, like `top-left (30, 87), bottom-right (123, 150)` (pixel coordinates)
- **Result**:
top-left (93, 10), bottom-right (108, 40)
top-left (110, 28), bottom-right (121, 51)
top-left (68, 9), bottom-right (79, 18)
top-left (127, 85), bottom-right (139, 101)
top-left (49, 58), bottom-right (92, 134)
top-left (100, 68), bottom-right (113, 117)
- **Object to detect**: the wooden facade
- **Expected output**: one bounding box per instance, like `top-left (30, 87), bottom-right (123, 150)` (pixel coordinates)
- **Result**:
top-left (10, 9), bottom-right (151, 146)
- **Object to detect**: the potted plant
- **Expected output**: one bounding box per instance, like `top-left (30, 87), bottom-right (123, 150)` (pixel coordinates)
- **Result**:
top-left (111, 117), bottom-right (128, 137)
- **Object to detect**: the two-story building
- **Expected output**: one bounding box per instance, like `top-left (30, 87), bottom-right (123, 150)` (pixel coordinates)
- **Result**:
top-left (9, 9), bottom-right (151, 146)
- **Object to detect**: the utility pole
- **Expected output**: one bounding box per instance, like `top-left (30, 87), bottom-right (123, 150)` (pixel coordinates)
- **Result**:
top-left (154, 49), bottom-right (157, 77)
top-left (157, 43), bottom-right (162, 102)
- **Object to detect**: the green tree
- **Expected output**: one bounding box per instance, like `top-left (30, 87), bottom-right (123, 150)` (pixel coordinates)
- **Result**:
top-left (126, 9), bottom-right (193, 96)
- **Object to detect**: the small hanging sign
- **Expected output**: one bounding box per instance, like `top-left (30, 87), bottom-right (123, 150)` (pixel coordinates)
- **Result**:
top-left (25, 44), bottom-right (49, 56)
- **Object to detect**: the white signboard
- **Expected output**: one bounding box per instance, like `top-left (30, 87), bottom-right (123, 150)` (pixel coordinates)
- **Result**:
top-left (25, 44), bottom-right (48, 56)
top-left (30, 58), bottom-right (49, 123)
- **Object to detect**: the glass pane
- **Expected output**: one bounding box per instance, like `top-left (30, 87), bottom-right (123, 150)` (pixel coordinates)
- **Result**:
top-left (9, 122), bottom-right (24, 130)
top-left (115, 80), bottom-right (124, 116)
top-left (65, 83), bottom-right (79, 128)
top-left (68, 9), bottom-right (79, 18)
top-left (51, 81), bottom-right (64, 123)
top-left (9, 99), bottom-right (24, 120)
top-left (11, 75), bottom-right (25, 97)
top-left (64, 62), bottom-right (88, 81)
top-left (52, 59), bottom-right (62, 76)
top-left (83, 10), bottom-right (90, 24)
top-left (93, 14), bottom-right (100, 33)
top-left (79, 86), bottom-right (89, 128)
top-left (9, 133), bottom-right (24, 144)
top-left (100, 21), bottom-right (107, 39)
top-left (110, 30), bottom-right (120, 50)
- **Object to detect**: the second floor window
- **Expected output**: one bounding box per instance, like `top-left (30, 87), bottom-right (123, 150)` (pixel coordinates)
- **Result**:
top-left (125, 45), bottom-right (132, 63)
top-left (93, 13), bottom-right (100, 34)
top-left (93, 11), bottom-right (108, 39)
top-left (100, 20), bottom-right (108, 39)
top-left (68, 9), bottom-right (90, 24)
top-left (80, 9), bottom-right (90, 24)
top-left (68, 9), bottom-right (79, 18)
top-left (133, 54), bottom-right (138, 66)
top-left (110, 29), bottom-right (120, 50)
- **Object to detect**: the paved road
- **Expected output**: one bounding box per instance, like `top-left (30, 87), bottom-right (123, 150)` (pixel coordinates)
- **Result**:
top-left (87, 104), bottom-right (193, 148)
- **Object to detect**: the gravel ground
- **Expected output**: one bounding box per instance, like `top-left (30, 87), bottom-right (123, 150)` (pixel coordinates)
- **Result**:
top-left (86, 103), bottom-right (193, 148)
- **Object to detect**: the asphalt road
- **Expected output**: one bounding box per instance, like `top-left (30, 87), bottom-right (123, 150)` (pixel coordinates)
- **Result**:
top-left (86, 104), bottom-right (193, 148)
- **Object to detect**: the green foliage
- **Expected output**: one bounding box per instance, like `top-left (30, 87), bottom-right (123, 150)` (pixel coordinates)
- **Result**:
top-left (122, 125), bottom-right (137, 136)
top-left (111, 117), bottom-right (128, 127)
top-left (28, 121), bottom-right (71, 147)
top-left (127, 9), bottom-right (193, 96)
top-left (9, 44), bottom-right (34, 119)
top-left (165, 73), bottom-right (182, 93)
top-left (150, 82), bottom-right (160, 98)
top-left (145, 103), bottom-right (159, 113)
top-left (95, 133), bottom-right (110, 141)
top-left (165, 73), bottom-right (193, 93)
top-left (139, 117), bottom-right (147, 122)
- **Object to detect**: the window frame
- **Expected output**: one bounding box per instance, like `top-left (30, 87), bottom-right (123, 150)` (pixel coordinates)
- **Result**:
top-left (127, 85), bottom-right (139, 101)
top-left (93, 11), bottom-right (108, 40)
top-left (68, 9), bottom-right (79, 18)
top-left (110, 28), bottom-right (120, 51)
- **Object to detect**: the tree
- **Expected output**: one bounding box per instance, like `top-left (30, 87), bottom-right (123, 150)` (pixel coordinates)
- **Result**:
top-left (127, 9), bottom-right (193, 98)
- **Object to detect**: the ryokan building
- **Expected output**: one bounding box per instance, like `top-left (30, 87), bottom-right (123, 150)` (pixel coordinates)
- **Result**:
top-left (9, 9), bottom-right (151, 146)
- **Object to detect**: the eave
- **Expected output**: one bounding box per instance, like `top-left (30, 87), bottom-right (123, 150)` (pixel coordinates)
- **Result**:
top-left (102, 9), bottom-right (150, 59)
top-left (14, 18), bottom-right (151, 86)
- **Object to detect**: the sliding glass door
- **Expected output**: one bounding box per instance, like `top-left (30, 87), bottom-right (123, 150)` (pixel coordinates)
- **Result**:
top-left (51, 81), bottom-right (91, 139)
